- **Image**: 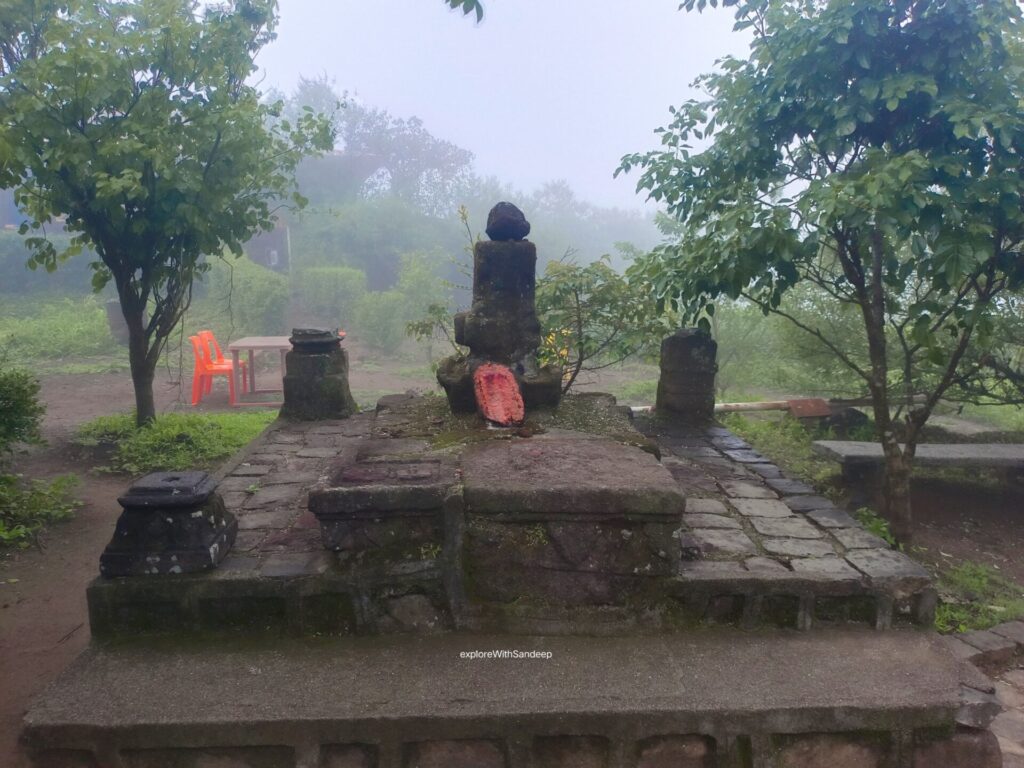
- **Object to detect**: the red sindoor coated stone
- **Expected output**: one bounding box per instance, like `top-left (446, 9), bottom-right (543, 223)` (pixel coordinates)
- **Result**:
top-left (473, 363), bottom-right (525, 426)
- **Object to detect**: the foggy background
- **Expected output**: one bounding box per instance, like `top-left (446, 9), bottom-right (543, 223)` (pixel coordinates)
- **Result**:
top-left (257, 0), bottom-right (747, 211)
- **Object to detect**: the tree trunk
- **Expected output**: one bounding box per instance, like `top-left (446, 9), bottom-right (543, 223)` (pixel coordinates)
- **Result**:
top-left (124, 302), bottom-right (157, 427)
top-left (881, 444), bottom-right (913, 546)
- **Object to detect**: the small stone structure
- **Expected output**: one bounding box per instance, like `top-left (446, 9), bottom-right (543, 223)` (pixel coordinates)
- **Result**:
top-left (98, 471), bottom-right (235, 577)
top-left (437, 203), bottom-right (562, 414)
top-left (280, 328), bottom-right (357, 421)
top-left (26, 209), bottom-right (1005, 768)
top-left (656, 328), bottom-right (719, 423)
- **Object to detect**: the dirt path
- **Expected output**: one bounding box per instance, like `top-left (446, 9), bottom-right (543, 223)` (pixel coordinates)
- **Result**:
top-left (0, 370), bottom-right (203, 765)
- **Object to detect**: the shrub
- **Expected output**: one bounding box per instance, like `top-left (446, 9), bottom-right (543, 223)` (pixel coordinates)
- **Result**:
top-left (76, 411), bottom-right (276, 474)
top-left (352, 290), bottom-right (409, 354)
top-left (0, 473), bottom-right (80, 548)
top-left (0, 296), bottom-right (112, 362)
top-left (183, 256), bottom-right (289, 342)
top-left (291, 265), bottom-right (367, 327)
top-left (0, 364), bottom-right (44, 454)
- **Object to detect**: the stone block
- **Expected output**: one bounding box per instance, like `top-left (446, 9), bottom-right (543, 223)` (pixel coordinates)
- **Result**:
top-left (789, 556), bottom-right (860, 580)
top-left (722, 449), bottom-right (765, 463)
top-left (748, 462), bottom-right (784, 479)
top-left (280, 336), bottom-right (358, 421)
top-left (762, 539), bottom-right (836, 558)
top-left (685, 498), bottom-right (728, 515)
top-left (655, 329), bottom-right (717, 423)
top-left (321, 744), bottom-right (376, 768)
top-left (690, 529), bottom-right (758, 558)
top-left (31, 751), bottom-right (98, 768)
top-left (533, 735), bottom-right (609, 768)
top-left (121, 746), bottom-right (295, 767)
top-left (683, 514), bottom-right (742, 530)
top-left (730, 499), bottom-right (793, 518)
top-left (783, 495), bottom-right (836, 512)
top-left (845, 549), bottom-right (932, 597)
top-left (750, 517), bottom-right (822, 539)
top-left (636, 735), bottom-right (715, 767)
top-left (719, 481), bottom-right (777, 499)
top-left (766, 478), bottom-right (816, 495)
top-left (803, 507), bottom-right (858, 528)
top-left (465, 516), bottom-right (676, 605)
top-left (831, 528), bottom-right (888, 549)
top-left (462, 438), bottom-right (684, 519)
top-left (913, 727), bottom-right (1001, 768)
top-left (774, 733), bottom-right (889, 767)
top-left (959, 629), bottom-right (1018, 667)
top-left (992, 620), bottom-right (1024, 646)
top-left (404, 739), bottom-right (506, 768)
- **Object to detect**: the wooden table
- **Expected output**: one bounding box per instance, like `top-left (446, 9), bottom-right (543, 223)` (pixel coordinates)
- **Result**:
top-left (227, 336), bottom-right (291, 407)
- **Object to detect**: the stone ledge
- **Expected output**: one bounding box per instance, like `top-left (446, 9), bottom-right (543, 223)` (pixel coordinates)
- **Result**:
top-left (24, 629), bottom-right (962, 767)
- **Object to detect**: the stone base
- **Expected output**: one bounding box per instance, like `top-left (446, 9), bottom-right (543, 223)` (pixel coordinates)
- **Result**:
top-left (99, 492), bottom-right (236, 577)
top-left (22, 629), bottom-right (990, 768)
top-left (280, 346), bottom-right (358, 421)
top-left (436, 355), bottom-right (562, 414)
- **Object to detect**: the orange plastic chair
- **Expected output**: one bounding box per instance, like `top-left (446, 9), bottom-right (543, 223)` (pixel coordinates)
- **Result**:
top-left (199, 330), bottom-right (246, 386)
top-left (189, 335), bottom-right (245, 406)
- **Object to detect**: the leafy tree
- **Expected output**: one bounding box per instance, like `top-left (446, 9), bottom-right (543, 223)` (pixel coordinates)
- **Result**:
top-left (619, 0), bottom-right (1024, 543)
top-left (537, 255), bottom-right (668, 393)
top-left (1, 0), bottom-right (333, 425)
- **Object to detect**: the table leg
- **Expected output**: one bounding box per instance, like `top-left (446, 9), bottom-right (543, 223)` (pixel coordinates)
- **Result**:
top-left (280, 349), bottom-right (288, 388)
top-left (248, 349), bottom-right (256, 394)
top-left (230, 350), bottom-right (240, 406)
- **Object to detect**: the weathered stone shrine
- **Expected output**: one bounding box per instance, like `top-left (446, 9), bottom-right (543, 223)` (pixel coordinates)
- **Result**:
top-left (23, 206), bottom-right (1005, 768)
top-left (436, 202), bottom-right (562, 415)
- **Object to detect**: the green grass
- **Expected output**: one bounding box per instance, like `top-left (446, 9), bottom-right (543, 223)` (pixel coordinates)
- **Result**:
top-left (0, 473), bottom-right (80, 548)
top-left (724, 412), bottom-right (1024, 633)
top-left (611, 378), bottom-right (658, 405)
top-left (75, 411), bottom-right (276, 474)
top-left (720, 412), bottom-right (841, 490)
top-left (0, 296), bottom-right (114, 363)
top-left (934, 562), bottom-right (1024, 634)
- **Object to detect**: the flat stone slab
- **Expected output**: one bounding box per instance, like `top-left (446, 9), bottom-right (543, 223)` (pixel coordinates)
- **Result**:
top-left (814, 440), bottom-right (1024, 469)
top-left (463, 436), bottom-right (684, 519)
top-left (23, 630), bottom-right (962, 757)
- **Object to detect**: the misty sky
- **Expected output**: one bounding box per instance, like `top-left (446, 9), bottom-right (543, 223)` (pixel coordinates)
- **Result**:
top-left (256, 1), bottom-right (749, 211)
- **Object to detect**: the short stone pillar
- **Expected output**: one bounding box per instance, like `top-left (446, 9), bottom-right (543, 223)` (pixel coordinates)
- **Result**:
top-left (99, 471), bottom-right (236, 577)
top-left (655, 328), bottom-right (718, 423)
top-left (280, 328), bottom-right (358, 421)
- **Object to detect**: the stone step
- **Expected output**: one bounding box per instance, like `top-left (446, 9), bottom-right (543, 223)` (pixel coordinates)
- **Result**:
top-left (23, 628), bottom-right (987, 768)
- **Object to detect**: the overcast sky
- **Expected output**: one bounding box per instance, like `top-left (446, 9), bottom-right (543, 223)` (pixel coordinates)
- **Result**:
top-left (255, 1), bottom-right (749, 211)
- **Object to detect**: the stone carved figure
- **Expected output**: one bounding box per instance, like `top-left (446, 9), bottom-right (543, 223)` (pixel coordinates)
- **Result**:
top-left (436, 203), bottom-right (561, 416)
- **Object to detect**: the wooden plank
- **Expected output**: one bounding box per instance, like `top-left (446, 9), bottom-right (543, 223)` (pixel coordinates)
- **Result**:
top-left (813, 440), bottom-right (1024, 469)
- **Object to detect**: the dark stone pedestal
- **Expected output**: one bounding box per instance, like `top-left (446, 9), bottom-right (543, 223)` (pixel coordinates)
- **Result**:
top-left (656, 329), bottom-right (718, 423)
top-left (99, 472), bottom-right (236, 577)
top-left (280, 329), bottom-right (358, 421)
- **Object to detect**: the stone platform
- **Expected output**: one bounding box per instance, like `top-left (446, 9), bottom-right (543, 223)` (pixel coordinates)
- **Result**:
top-left (23, 628), bottom-right (986, 768)
top-left (86, 394), bottom-right (936, 637)
top-left (30, 393), bottom-right (1002, 767)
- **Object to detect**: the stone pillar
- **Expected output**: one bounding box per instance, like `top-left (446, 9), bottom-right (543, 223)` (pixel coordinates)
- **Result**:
top-left (99, 471), bottom-right (236, 576)
top-left (280, 328), bottom-right (358, 421)
top-left (655, 328), bottom-right (718, 423)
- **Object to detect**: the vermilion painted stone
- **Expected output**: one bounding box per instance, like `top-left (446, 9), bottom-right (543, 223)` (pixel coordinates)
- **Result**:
top-left (473, 363), bottom-right (525, 426)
